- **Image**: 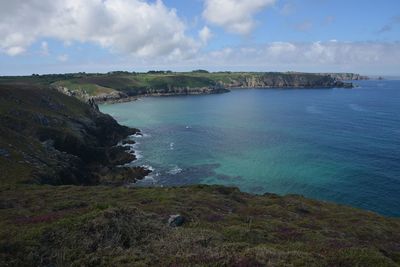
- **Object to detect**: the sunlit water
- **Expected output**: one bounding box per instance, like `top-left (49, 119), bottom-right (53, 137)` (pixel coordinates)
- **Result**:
top-left (100, 80), bottom-right (400, 217)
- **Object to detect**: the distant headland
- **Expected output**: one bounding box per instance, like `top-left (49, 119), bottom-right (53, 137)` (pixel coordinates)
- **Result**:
top-left (1, 71), bottom-right (364, 104)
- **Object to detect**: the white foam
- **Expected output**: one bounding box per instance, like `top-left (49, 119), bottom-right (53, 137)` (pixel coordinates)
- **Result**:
top-left (167, 165), bottom-right (183, 175)
top-left (141, 168), bottom-right (159, 184)
top-left (169, 142), bottom-right (175, 150)
top-left (131, 132), bottom-right (150, 138)
top-left (134, 150), bottom-right (143, 160)
top-left (142, 165), bottom-right (155, 172)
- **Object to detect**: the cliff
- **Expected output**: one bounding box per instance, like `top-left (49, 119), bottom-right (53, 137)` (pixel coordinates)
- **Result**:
top-left (0, 83), bottom-right (399, 266)
top-left (324, 73), bottom-right (370, 81)
top-left (0, 83), bottom-right (149, 186)
top-left (218, 72), bottom-right (352, 88)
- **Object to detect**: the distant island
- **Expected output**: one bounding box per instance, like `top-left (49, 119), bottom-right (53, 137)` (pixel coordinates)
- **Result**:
top-left (2, 72), bottom-right (399, 267)
top-left (0, 71), bottom-right (362, 104)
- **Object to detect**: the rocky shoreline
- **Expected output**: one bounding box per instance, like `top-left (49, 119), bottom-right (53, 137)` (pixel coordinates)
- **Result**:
top-left (95, 87), bottom-right (231, 104)
top-left (0, 83), bottom-right (151, 186)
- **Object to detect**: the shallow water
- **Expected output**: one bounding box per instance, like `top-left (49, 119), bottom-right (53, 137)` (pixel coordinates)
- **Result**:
top-left (101, 80), bottom-right (400, 217)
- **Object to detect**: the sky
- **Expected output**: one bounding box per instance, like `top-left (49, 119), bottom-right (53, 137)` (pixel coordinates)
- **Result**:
top-left (0, 0), bottom-right (399, 76)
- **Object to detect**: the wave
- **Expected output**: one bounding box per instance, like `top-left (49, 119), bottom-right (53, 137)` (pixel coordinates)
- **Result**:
top-left (167, 165), bottom-right (183, 175)
top-left (132, 133), bottom-right (151, 138)
top-left (141, 166), bottom-right (160, 184)
top-left (134, 150), bottom-right (143, 160)
top-left (142, 165), bottom-right (155, 172)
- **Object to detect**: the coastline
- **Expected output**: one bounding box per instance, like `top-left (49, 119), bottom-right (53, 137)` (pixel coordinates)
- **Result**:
top-left (95, 87), bottom-right (231, 104)
top-left (94, 84), bottom-right (353, 105)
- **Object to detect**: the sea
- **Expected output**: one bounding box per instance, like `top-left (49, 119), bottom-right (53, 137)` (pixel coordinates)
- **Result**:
top-left (100, 80), bottom-right (400, 217)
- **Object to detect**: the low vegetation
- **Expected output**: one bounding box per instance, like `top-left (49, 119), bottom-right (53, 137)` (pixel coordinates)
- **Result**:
top-left (1, 184), bottom-right (399, 266)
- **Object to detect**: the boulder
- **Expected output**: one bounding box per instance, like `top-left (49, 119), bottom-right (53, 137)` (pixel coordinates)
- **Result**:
top-left (168, 214), bottom-right (185, 227)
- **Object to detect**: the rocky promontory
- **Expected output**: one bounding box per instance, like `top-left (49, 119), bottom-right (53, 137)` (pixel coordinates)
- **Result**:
top-left (0, 83), bottom-right (149, 186)
top-left (219, 72), bottom-right (353, 89)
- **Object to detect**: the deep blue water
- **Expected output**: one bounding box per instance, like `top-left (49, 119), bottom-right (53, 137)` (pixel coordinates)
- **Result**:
top-left (101, 80), bottom-right (400, 217)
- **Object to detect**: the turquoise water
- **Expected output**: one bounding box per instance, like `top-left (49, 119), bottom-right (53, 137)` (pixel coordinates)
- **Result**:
top-left (100, 80), bottom-right (400, 217)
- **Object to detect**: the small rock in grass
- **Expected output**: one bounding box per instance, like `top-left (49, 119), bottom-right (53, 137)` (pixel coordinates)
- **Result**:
top-left (168, 214), bottom-right (185, 227)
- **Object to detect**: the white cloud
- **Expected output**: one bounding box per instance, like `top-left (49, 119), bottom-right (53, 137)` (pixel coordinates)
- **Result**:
top-left (2, 41), bottom-right (399, 75)
top-left (185, 41), bottom-right (400, 74)
top-left (40, 41), bottom-right (49, 56)
top-left (199, 26), bottom-right (212, 44)
top-left (0, 0), bottom-right (199, 58)
top-left (202, 0), bottom-right (276, 35)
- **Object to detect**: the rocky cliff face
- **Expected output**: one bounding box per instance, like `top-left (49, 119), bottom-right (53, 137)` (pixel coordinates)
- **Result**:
top-left (0, 83), bottom-right (149, 185)
top-left (325, 73), bottom-right (369, 81)
top-left (219, 73), bottom-right (353, 88)
top-left (139, 86), bottom-right (230, 96)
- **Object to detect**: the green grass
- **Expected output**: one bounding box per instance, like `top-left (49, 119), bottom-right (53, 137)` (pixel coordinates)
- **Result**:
top-left (52, 80), bottom-right (117, 96)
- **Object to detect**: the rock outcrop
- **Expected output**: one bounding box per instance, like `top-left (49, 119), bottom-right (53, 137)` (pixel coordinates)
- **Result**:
top-left (0, 83), bottom-right (148, 185)
top-left (324, 73), bottom-right (369, 81)
top-left (219, 73), bottom-right (353, 88)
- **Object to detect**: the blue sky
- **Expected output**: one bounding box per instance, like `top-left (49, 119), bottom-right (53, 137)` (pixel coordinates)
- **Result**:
top-left (0, 0), bottom-right (399, 75)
